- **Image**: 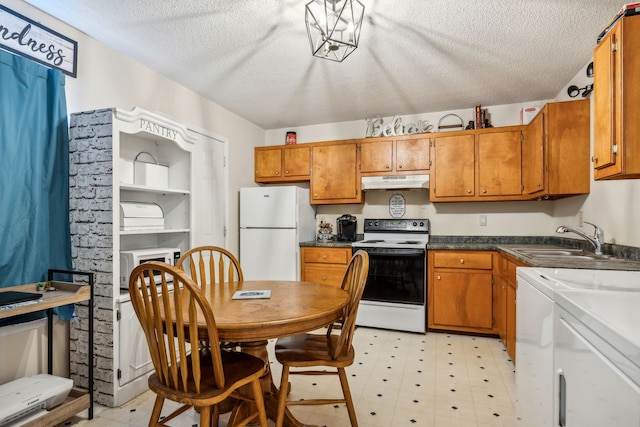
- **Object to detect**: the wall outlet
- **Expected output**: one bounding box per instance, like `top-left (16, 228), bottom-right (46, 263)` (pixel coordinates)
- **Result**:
top-left (480, 215), bottom-right (487, 226)
top-left (578, 211), bottom-right (583, 227)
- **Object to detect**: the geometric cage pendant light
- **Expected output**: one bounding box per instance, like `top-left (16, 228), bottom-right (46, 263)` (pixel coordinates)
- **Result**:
top-left (305, 0), bottom-right (365, 62)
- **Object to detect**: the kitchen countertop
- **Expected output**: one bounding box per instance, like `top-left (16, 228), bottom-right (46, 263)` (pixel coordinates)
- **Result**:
top-left (300, 240), bottom-right (355, 248)
top-left (497, 245), bottom-right (640, 271)
top-left (300, 235), bottom-right (640, 271)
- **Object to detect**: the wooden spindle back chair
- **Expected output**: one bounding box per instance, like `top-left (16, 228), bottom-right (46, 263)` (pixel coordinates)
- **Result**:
top-left (274, 250), bottom-right (370, 427)
top-left (128, 261), bottom-right (267, 427)
top-left (176, 245), bottom-right (243, 293)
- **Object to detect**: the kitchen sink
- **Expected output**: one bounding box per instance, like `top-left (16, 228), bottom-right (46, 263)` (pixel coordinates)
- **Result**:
top-left (515, 248), bottom-right (589, 256)
top-left (533, 255), bottom-right (609, 260)
top-left (511, 247), bottom-right (612, 260)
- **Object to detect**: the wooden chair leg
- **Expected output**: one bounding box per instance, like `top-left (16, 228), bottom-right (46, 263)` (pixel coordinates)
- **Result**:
top-left (198, 405), bottom-right (212, 427)
top-left (213, 403), bottom-right (220, 427)
top-left (150, 395), bottom-right (165, 426)
top-left (275, 366), bottom-right (291, 427)
top-left (251, 377), bottom-right (269, 427)
top-left (338, 368), bottom-right (358, 427)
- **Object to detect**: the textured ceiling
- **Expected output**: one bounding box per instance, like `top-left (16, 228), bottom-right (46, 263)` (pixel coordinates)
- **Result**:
top-left (25, 0), bottom-right (622, 129)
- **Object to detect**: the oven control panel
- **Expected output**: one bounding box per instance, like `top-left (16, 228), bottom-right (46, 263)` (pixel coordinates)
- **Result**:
top-left (363, 218), bottom-right (429, 233)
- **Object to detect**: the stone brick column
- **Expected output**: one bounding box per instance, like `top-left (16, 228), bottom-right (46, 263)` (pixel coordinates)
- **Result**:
top-left (68, 109), bottom-right (116, 406)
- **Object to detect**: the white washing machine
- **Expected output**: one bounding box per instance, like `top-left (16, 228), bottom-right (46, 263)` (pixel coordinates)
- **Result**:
top-left (516, 268), bottom-right (640, 427)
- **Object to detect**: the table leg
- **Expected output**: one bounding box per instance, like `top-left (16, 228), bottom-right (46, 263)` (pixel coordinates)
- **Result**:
top-left (225, 340), bottom-right (317, 427)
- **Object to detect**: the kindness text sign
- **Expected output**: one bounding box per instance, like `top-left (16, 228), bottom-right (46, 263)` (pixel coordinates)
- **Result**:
top-left (0, 5), bottom-right (77, 77)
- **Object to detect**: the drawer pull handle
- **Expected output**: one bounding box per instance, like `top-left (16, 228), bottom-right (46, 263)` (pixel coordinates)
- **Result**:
top-left (322, 275), bottom-right (327, 281)
top-left (460, 259), bottom-right (464, 264)
top-left (322, 254), bottom-right (327, 259)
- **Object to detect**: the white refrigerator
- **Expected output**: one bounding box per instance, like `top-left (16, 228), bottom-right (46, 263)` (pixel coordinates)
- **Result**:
top-left (240, 186), bottom-right (316, 280)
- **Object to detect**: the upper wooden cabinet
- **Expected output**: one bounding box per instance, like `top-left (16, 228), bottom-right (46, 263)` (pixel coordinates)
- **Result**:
top-left (593, 14), bottom-right (640, 179)
top-left (358, 139), bottom-right (393, 173)
top-left (310, 142), bottom-right (362, 205)
top-left (255, 145), bottom-right (311, 182)
top-left (359, 137), bottom-right (430, 175)
top-left (430, 127), bottom-right (524, 201)
top-left (254, 102), bottom-right (589, 203)
top-left (431, 133), bottom-right (475, 198)
top-left (523, 99), bottom-right (590, 198)
top-left (477, 130), bottom-right (522, 197)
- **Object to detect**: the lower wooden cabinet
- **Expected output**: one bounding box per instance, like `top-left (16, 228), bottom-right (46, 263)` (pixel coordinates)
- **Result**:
top-left (428, 249), bottom-right (526, 361)
top-left (301, 247), bottom-right (351, 287)
top-left (506, 281), bottom-right (517, 362)
top-left (495, 253), bottom-right (524, 362)
top-left (428, 250), bottom-right (495, 333)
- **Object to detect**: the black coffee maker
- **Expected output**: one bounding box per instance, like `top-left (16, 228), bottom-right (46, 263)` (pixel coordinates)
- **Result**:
top-left (336, 214), bottom-right (357, 242)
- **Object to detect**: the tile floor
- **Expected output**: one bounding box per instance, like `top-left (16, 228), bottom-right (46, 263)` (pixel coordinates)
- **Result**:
top-left (55, 327), bottom-right (516, 427)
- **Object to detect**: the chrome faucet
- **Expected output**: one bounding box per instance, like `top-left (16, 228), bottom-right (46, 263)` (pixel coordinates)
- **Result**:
top-left (556, 222), bottom-right (604, 255)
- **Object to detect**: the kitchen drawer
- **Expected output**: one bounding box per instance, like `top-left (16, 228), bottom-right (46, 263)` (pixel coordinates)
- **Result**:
top-left (432, 251), bottom-right (493, 269)
top-left (303, 247), bottom-right (351, 264)
top-left (303, 265), bottom-right (346, 287)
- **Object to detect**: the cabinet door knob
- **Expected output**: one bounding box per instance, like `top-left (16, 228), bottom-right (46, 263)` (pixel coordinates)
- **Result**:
top-left (436, 275), bottom-right (441, 280)
top-left (460, 259), bottom-right (464, 264)
top-left (482, 189), bottom-right (487, 193)
top-left (275, 170), bottom-right (280, 175)
top-left (398, 164), bottom-right (403, 169)
top-left (386, 164), bottom-right (391, 169)
top-left (322, 275), bottom-right (327, 281)
top-left (285, 170), bottom-right (289, 174)
top-left (467, 189), bottom-right (472, 193)
top-left (322, 254), bottom-right (327, 259)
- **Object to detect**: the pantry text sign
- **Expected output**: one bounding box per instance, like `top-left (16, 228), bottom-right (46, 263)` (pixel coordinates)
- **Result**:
top-left (0, 5), bottom-right (77, 77)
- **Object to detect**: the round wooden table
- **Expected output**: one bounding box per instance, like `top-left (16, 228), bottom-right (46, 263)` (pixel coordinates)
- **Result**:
top-left (172, 280), bottom-right (350, 427)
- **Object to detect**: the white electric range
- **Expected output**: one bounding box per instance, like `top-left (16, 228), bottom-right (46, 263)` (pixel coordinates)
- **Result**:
top-left (351, 218), bottom-right (429, 333)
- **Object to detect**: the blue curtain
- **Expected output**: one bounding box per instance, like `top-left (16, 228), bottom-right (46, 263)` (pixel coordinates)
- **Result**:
top-left (0, 49), bottom-right (72, 322)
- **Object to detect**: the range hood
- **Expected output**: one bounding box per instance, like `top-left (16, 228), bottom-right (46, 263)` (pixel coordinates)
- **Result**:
top-left (361, 174), bottom-right (430, 190)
